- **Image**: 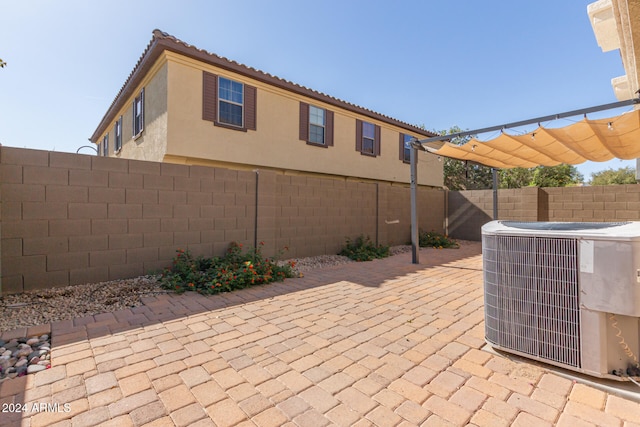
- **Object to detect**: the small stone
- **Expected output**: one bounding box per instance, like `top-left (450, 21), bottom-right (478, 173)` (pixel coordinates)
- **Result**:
top-left (28, 349), bottom-right (47, 361)
top-left (37, 360), bottom-right (50, 366)
top-left (0, 339), bottom-right (5, 347)
top-left (30, 357), bottom-right (40, 365)
top-left (39, 335), bottom-right (49, 341)
top-left (26, 338), bottom-right (39, 346)
top-left (1, 350), bottom-right (11, 358)
top-left (15, 358), bottom-right (28, 368)
top-left (16, 348), bottom-right (31, 358)
top-left (27, 365), bottom-right (46, 373)
top-left (0, 359), bottom-right (9, 373)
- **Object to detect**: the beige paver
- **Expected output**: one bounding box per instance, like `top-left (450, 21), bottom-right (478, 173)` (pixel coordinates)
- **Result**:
top-left (2, 243), bottom-right (639, 427)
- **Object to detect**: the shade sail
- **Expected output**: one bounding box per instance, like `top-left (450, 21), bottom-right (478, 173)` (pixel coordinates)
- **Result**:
top-left (433, 109), bottom-right (640, 169)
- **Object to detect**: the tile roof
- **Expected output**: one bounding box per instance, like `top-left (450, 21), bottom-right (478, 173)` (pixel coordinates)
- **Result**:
top-left (90, 29), bottom-right (436, 142)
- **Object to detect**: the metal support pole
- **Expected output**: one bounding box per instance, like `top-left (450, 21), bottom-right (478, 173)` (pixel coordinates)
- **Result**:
top-left (492, 168), bottom-right (498, 220)
top-left (410, 141), bottom-right (419, 264)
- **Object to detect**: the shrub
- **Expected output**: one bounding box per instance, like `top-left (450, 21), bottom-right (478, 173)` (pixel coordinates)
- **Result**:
top-left (419, 230), bottom-right (459, 249)
top-left (339, 235), bottom-right (390, 262)
top-left (160, 242), bottom-right (296, 295)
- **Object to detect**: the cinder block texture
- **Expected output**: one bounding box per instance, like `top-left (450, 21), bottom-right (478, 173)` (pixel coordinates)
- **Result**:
top-left (447, 185), bottom-right (640, 241)
top-left (0, 147), bottom-right (446, 294)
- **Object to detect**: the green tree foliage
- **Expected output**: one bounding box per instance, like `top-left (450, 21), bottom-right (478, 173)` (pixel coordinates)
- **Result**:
top-left (589, 166), bottom-right (637, 185)
top-left (438, 126), bottom-right (584, 189)
top-left (0, 58), bottom-right (6, 68)
top-left (530, 164), bottom-right (583, 187)
top-left (499, 168), bottom-right (533, 189)
top-left (439, 126), bottom-right (494, 190)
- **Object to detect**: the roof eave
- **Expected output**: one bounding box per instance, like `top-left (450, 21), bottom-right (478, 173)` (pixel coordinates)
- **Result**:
top-left (89, 30), bottom-right (437, 143)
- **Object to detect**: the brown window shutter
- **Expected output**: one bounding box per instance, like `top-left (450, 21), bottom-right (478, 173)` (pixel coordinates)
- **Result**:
top-left (244, 84), bottom-right (257, 130)
top-left (325, 110), bottom-right (334, 146)
top-left (375, 124), bottom-right (381, 156)
top-left (299, 102), bottom-right (309, 140)
top-left (202, 71), bottom-right (217, 122)
top-left (399, 133), bottom-right (405, 160)
top-left (355, 119), bottom-right (363, 152)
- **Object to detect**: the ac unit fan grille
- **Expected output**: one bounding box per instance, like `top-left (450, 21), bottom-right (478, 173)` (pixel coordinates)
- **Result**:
top-left (483, 235), bottom-right (581, 368)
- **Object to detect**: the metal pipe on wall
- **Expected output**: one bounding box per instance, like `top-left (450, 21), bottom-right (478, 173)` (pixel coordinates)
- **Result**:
top-left (410, 142), bottom-right (419, 264)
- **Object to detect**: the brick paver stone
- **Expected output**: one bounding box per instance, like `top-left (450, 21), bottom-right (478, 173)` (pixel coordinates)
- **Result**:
top-left (5, 247), bottom-right (640, 427)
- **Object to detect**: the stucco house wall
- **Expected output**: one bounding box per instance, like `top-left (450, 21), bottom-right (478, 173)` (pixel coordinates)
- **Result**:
top-left (90, 30), bottom-right (442, 188)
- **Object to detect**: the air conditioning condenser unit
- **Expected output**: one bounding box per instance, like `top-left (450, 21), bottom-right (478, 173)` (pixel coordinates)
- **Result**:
top-left (482, 221), bottom-right (640, 380)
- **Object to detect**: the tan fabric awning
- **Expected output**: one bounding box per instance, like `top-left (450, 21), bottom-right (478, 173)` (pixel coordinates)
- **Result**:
top-left (433, 109), bottom-right (640, 169)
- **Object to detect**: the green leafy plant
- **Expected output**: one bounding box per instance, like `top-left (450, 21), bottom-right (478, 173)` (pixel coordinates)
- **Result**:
top-left (160, 242), bottom-right (296, 295)
top-left (419, 230), bottom-right (459, 249)
top-left (339, 235), bottom-right (389, 262)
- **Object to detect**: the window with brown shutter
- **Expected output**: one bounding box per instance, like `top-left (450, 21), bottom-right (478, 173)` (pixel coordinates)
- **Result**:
top-left (356, 120), bottom-right (380, 157)
top-left (133, 88), bottom-right (144, 137)
top-left (299, 102), bottom-right (333, 147)
top-left (400, 133), bottom-right (412, 163)
top-left (202, 71), bottom-right (257, 131)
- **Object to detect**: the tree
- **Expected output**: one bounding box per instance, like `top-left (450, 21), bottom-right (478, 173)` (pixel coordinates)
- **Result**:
top-left (438, 126), bottom-right (584, 189)
top-left (499, 168), bottom-right (533, 189)
top-left (439, 126), bottom-right (494, 190)
top-left (0, 58), bottom-right (6, 68)
top-left (589, 166), bottom-right (637, 185)
top-left (530, 164), bottom-right (583, 187)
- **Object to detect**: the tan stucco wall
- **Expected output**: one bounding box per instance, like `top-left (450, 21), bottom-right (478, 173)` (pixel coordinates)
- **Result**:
top-left (164, 53), bottom-right (443, 186)
top-left (96, 58), bottom-right (169, 162)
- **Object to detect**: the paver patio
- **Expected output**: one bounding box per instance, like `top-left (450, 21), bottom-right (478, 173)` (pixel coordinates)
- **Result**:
top-left (1, 242), bottom-right (639, 426)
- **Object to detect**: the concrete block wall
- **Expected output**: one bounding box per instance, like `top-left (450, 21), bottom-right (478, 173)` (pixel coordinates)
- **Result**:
top-left (0, 147), bottom-right (258, 295)
top-left (545, 185), bottom-right (640, 221)
top-left (447, 187), bottom-right (542, 241)
top-left (0, 147), bottom-right (444, 294)
top-left (273, 176), bottom-right (376, 258)
top-left (447, 185), bottom-right (640, 241)
top-left (384, 185), bottom-right (445, 246)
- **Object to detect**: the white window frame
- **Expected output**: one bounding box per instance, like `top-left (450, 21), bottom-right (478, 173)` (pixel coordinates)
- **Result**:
top-left (308, 105), bottom-right (326, 145)
top-left (362, 122), bottom-right (375, 155)
top-left (218, 76), bottom-right (244, 127)
top-left (403, 134), bottom-right (412, 163)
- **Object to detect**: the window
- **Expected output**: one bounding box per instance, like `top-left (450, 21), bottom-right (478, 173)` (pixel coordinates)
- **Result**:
top-left (355, 119), bottom-right (380, 156)
top-left (114, 116), bottom-right (122, 153)
top-left (400, 133), bottom-right (413, 163)
top-left (202, 71), bottom-right (257, 131)
top-left (362, 122), bottom-right (375, 154)
top-left (309, 106), bottom-right (325, 144)
top-left (218, 77), bottom-right (244, 127)
top-left (133, 88), bottom-right (144, 137)
top-left (299, 102), bottom-right (334, 147)
top-left (102, 134), bottom-right (109, 157)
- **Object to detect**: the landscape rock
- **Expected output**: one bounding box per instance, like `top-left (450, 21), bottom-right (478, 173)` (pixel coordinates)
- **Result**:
top-left (0, 334), bottom-right (52, 382)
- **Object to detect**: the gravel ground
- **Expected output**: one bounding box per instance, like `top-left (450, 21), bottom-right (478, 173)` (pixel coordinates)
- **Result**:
top-left (0, 244), bottom-right (462, 332)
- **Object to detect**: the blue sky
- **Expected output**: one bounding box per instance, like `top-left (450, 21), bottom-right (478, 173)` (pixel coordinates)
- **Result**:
top-left (0, 0), bottom-right (634, 180)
